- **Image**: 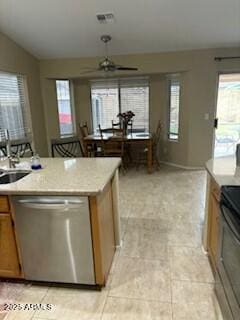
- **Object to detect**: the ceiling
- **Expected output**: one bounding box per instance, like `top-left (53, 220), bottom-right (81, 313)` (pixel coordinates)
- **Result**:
top-left (0, 0), bottom-right (239, 59)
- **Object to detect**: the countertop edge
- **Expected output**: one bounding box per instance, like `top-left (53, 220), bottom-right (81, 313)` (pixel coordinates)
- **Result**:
top-left (0, 158), bottom-right (121, 196)
top-left (205, 157), bottom-right (240, 187)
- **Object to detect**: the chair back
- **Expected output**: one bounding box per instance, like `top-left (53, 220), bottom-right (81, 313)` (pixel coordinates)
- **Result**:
top-left (98, 125), bottom-right (125, 157)
top-left (79, 122), bottom-right (89, 138)
top-left (127, 120), bottom-right (133, 134)
top-left (0, 138), bottom-right (33, 157)
top-left (112, 120), bottom-right (121, 129)
top-left (51, 136), bottom-right (83, 157)
top-left (153, 120), bottom-right (162, 146)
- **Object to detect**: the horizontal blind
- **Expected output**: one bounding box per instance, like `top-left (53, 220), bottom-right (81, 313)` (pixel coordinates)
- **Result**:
top-left (0, 72), bottom-right (30, 141)
top-left (120, 78), bottom-right (149, 132)
top-left (91, 80), bottom-right (119, 131)
top-left (169, 79), bottom-right (180, 140)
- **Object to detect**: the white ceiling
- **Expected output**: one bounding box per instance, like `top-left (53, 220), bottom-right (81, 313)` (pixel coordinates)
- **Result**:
top-left (0, 0), bottom-right (239, 59)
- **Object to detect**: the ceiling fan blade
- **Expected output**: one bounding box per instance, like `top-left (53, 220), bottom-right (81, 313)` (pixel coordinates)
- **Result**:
top-left (116, 66), bottom-right (138, 71)
top-left (78, 68), bottom-right (100, 75)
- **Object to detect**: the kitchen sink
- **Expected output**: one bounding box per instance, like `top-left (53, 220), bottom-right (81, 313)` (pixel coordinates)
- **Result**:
top-left (0, 170), bottom-right (31, 184)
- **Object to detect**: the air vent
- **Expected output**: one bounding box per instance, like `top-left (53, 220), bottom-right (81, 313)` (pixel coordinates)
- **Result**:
top-left (96, 13), bottom-right (115, 24)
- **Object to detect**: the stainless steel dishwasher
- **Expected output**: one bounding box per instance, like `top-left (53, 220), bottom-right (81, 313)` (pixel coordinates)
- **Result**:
top-left (12, 196), bottom-right (95, 285)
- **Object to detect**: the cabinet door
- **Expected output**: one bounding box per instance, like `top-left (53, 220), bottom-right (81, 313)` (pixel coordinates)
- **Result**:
top-left (208, 193), bottom-right (220, 270)
top-left (0, 214), bottom-right (20, 277)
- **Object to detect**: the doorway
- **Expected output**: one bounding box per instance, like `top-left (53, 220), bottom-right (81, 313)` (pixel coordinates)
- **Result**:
top-left (214, 73), bottom-right (240, 158)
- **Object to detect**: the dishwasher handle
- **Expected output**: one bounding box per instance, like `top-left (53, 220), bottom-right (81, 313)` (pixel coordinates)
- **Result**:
top-left (16, 198), bottom-right (85, 211)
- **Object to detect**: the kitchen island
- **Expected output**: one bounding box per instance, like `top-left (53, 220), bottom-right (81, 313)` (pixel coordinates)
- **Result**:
top-left (0, 157), bottom-right (121, 287)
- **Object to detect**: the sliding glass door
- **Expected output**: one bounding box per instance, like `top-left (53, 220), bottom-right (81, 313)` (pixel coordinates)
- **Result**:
top-left (214, 74), bottom-right (240, 158)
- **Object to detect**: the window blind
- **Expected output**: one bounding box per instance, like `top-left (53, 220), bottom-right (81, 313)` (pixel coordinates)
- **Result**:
top-left (0, 72), bottom-right (31, 140)
top-left (90, 78), bottom-right (149, 132)
top-left (168, 78), bottom-right (180, 140)
top-left (120, 78), bottom-right (149, 132)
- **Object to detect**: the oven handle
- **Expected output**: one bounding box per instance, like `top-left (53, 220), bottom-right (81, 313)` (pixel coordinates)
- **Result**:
top-left (220, 204), bottom-right (240, 246)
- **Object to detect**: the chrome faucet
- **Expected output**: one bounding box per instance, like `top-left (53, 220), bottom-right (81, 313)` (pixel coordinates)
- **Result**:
top-left (5, 129), bottom-right (20, 168)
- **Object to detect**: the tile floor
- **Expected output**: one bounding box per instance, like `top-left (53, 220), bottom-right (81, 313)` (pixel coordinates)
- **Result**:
top-left (0, 165), bottom-right (222, 319)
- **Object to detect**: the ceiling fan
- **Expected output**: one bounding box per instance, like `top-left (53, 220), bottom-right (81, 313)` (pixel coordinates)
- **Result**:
top-left (79, 35), bottom-right (138, 75)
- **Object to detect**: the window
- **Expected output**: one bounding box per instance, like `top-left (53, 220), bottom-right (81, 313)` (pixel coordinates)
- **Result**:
top-left (0, 72), bottom-right (31, 140)
top-left (168, 78), bottom-right (180, 140)
top-left (56, 80), bottom-right (75, 136)
top-left (91, 80), bottom-right (119, 131)
top-left (91, 78), bottom-right (149, 133)
top-left (120, 79), bottom-right (149, 132)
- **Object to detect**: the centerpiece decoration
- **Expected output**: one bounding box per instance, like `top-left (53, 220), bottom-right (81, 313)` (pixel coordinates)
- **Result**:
top-left (117, 110), bottom-right (135, 135)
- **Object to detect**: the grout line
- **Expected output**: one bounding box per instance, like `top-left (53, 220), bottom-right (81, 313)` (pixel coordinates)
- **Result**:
top-left (171, 279), bottom-right (215, 285)
top-left (168, 245), bottom-right (174, 320)
top-left (30, 286), bottom-right (50, 320)
top-left (107, 294), bottom-right (172, 304)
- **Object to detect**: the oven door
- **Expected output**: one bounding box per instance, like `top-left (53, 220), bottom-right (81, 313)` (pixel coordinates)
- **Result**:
top-left (217, 203), bottom-right (240, 319)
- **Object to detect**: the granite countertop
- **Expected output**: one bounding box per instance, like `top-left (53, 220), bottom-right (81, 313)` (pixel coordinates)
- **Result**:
top-left (0, 157), bottom-right (121, 195)
top-left (206, 156), bottom-right (240, 186)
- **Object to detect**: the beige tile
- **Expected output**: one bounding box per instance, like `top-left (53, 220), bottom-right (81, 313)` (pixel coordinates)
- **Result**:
top-left (170, 246), bottom-right (214, 283)
top-left (172, 280), bottom-right (215, 304)
top-left (168, 223), bottom-right (202, 247)
top-left (0, 282), bottom-right (25, 304)
top-left (0, 313), bottom-right (7, 320)
top-left (121, 220), bottom-right (168, 260)
top-left (109, 250), bottom-right (120, 275)
top-left (172, 301), bottom-right (218, 320)
top-left (35, 287), bottom-right (107, 320)
top-left (109, 256), bottom-right (171, 302)
top-left (126, 218), bottom-right (169, 233)
top-left (120, 217), bottom-right (128, 237)
top-left (102, 297), bottom-right (172, 320)
top-left (4, 285), bottom-right (49, 320)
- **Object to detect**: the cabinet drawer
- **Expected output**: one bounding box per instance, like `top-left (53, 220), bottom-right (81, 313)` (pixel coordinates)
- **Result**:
top-left (0, 196), bottom-right (10, 212)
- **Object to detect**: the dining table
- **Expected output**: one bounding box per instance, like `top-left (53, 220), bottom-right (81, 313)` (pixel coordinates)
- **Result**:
top-left (83, 132), bottom-right (153, 173)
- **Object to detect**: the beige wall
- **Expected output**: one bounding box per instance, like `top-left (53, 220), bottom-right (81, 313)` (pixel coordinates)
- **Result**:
top-left (0, 32), bottom-right (48, 156)
top-left (40, 47), bottom-right (240, 166)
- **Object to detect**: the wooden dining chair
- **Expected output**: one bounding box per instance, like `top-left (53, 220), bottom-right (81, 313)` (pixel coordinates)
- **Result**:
top-left (98, 125), bottom-right (125, 160)
top-left (127, 120), bottom-right (133, 134)
top-left (79, 122), bottom-right (89, 138)
top-left (135, 120), bottom-right (162, 169)
top-left (51, 136), bottom-right (83, 157)
top-left (78, 122), bottom-right (95, 157)
top-left (0, 138), bottom-right (33, 157)
top-left (112, 120), bottom-right (121, 129)
top-left (112, 120), bottom-right (133, 134)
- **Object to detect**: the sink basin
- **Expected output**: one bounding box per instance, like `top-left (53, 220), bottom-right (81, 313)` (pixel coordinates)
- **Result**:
top-left (0, 170), bottom-right (31, 184)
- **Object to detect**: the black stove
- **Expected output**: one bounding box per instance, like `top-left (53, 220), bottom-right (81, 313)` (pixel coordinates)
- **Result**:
top-left (216, 185), bottom-right (240, 320)
top-left (221, 185), bottom-right (240, 218)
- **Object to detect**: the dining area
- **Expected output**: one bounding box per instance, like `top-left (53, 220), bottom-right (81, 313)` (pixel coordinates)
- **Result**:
top-left (50, 111), bottom-right (162, 174)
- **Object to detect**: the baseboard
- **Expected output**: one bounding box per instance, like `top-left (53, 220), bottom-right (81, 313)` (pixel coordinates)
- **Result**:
top-left (115, 240), bottom-right (123, 249)
top-left (160, 160), bottom-right (204, 170)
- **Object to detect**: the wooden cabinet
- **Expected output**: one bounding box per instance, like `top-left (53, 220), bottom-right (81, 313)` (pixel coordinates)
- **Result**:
top-left (90, 183), bottom-right (116, 286)
top-left (207, 176), bottom-right (220, 272)
top-left (0, 196), bottom-right (10, 212)
top-left (0, 213), bottom-right (21, 277)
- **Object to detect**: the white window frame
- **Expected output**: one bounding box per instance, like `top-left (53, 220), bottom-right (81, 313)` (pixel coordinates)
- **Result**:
top-left (56, 79), bottom-right (76, 137)
top-left (167, 76), bottom-right (181, 141)
top-left (0, 71), bottom-right (33, 142)
top-left (90, 77), bottom-right (150, 133)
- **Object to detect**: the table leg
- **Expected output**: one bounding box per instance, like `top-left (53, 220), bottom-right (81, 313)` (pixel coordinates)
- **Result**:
top-left (147, 139), bottom-right (153, 173)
